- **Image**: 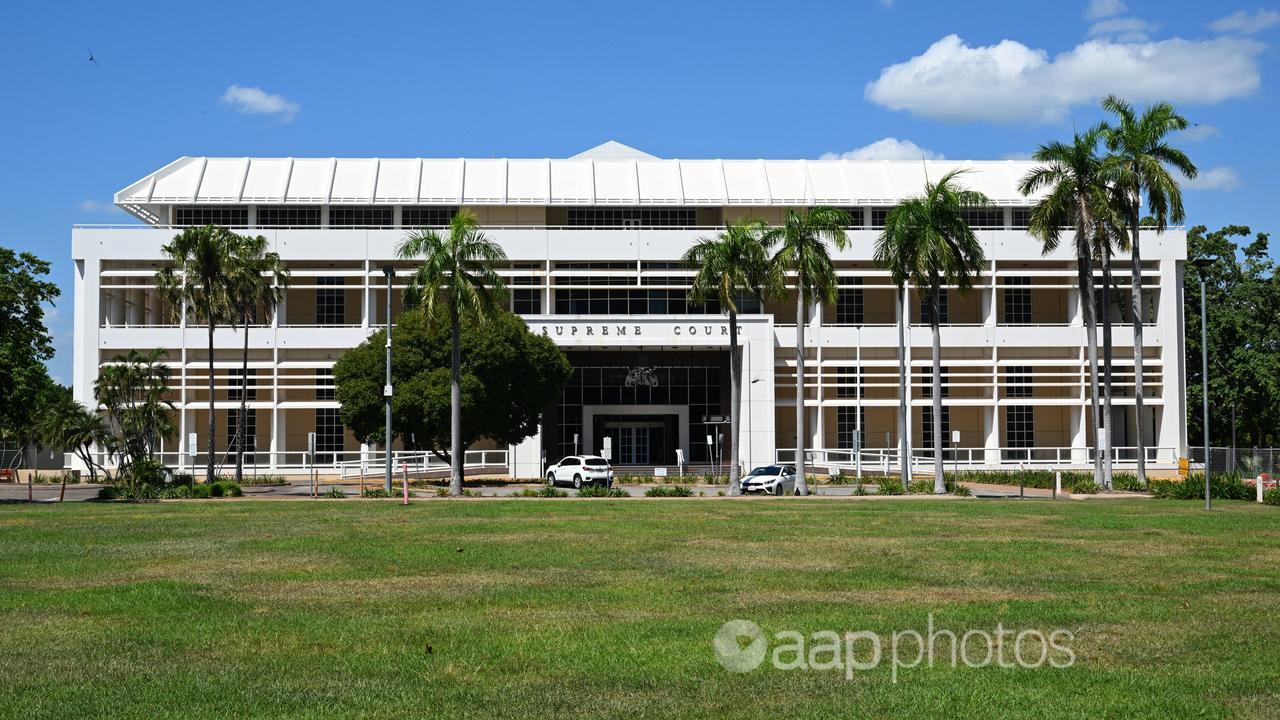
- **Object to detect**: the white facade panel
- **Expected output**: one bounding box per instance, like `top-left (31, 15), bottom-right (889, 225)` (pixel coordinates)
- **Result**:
top-left (506, 159), bottom-right (550, 204)
top-left (592, 161), bottom-right (639, 204)
top-left (329, 158), bottom-right (378, 203)
top-left (195, 158), bottom-right (249, 202)
top-left (241, 158), bottom-right (292, 202)
top-left (374, 159), bottom-right (421, 203)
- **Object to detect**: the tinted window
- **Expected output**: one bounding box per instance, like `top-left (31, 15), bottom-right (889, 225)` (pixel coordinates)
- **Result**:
top-left (749, 466), bottom-right (782, 476)
top-left (584, 458), bottom-right (609, 467)
top-left (560, 458), bottom-right (579, 466)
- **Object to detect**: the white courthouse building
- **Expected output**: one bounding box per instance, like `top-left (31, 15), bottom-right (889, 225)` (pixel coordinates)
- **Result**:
top-left (72, 142), bottom-right (1188, 477)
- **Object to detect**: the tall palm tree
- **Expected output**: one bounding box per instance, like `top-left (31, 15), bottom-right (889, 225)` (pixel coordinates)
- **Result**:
top-left (225, 234), bottom-right (289, 483)
top-left (1019, 126), bottom-right (1111, 487)
top-left (399, 209), bottom-right (508, 496)
top-left (1101, 95), bottom-right (1197, 484)
top-left (684, 219), bottom-right (780, 495)
top-left (771, 207), bottom-right (851, 495)
top-left (875, 170), bottom-right (989, 494)
top-left (1091, 194), bottom-right (1131, 489)
top-left (38, 391), bottom-right (113, 495)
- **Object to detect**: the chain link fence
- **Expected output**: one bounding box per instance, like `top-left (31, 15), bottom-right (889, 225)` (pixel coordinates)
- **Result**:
top-left (1189, 447), bottom-right (1280, 475)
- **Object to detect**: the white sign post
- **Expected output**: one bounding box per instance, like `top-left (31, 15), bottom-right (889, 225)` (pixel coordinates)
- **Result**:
top-left (601, 436), bottom-right (612, 461)
top-left (675, 448), bottom-right (685, 478)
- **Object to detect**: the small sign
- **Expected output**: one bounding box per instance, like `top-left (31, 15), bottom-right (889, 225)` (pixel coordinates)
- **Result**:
top-left (601, 436), bottom-right (612, 460)
top-left (654, 467), bottom-right (668, 477)
top-left (187, 432), bottom-right (197, 458)
top-left (675, 449), bottom-right (685, 464)
top-left (706, 434), bottom-right (714, 447)
top-left (1178, 457), bottom-right (1190, 478)
top-left (951, 429), bottom-right (961, 444)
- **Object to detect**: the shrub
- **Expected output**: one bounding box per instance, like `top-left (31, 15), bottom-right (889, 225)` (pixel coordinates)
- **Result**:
top-left (1150, 474), bottom-right (1253, 501)
top-left (517, 486), bottom-right (568, 498)
top-left (1111, 473), bottom-right (1145, 492)
top-left (240, 474), bottom-right (287, 486)
top-left (578, 484), bottom-right (628, 498)
top-left (362, 487), bottom-right (391, 498)
top-left (1264, 487), bottom-right (1280, 506)
top-left (875, 481), bottom-right (905, 496)
top-left (208, 481), bottom-right (243, 498)
top-left (908, 477), bottom-right (970, 495)
top-left (644, 485), bottom-right (693, 497)
top-left (1068, 478), bottom-right (1101, 495)
top-left (31, 471), bottom-right (79, 485)
top-left (97, 481), bottom-right (158, 501)
top-left (324, 487), bottom-right (347, 499)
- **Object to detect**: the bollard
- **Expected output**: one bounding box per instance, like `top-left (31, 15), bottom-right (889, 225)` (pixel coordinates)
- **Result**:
top-left (402, 462), bottom-right (410, 505)
top-left (1258, 475), bottom-right (1265, 504)
top-left (1054, 471), bottom-right (1061, 499)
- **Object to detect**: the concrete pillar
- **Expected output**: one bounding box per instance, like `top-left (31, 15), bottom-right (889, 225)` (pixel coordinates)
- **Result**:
top-left (1071, 405), bottom-right (1089, 463)
top-left (984, 405), bottom-right (1000, 464)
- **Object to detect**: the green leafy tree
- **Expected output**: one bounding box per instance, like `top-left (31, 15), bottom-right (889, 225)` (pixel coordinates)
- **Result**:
top-left (771, 207), bottom-right (851, 494)
top-left (684, 219), bottom-right (780, 494)
top-left (1101, 95), bottom-right (1197, 484)
top-left (397, 210), bottom-right (509, 496)
top-left (94, 348), bottom-right (176, 474)
top-left (1019, 125), bottom-right (1111, 487)
top-left (333, 307), bottom-right (570, 481)
top-left (156, 226), bottom-right (238, 483)
top-left (1185, 225), bottom-right (1280, 449)
top-left (225, 235), bottom-right (289, 483)
top-left (875, 170), bottom-right (989, 494)
top-left (0, 247), bottom-right (61, 466)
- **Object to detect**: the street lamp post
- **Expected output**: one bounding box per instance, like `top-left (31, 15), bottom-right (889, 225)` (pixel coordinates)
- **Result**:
top-left (383, 265), bottom-right (395, 494)
top-left (1193, 257), bottom-right (1216, 511)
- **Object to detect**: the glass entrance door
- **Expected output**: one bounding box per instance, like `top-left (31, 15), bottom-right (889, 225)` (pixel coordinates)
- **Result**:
top-left (599, 416), bottom-right (673, 465)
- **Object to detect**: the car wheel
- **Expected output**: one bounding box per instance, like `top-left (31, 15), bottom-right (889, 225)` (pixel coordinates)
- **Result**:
top-left (547, 472), bottom-right (556, 486)
top-left (573, 474), bottom-right (582, 489)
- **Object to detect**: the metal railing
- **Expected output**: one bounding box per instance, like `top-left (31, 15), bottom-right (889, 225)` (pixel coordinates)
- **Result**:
top-left (337, 449), bottom-right (510, 479)
top-left (776, 446), bottom-right (1178, 473)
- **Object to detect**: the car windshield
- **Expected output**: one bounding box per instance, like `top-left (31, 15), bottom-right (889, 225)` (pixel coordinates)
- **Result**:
top-left (584, 458), bottom-right (609, 467)
top-left (748, 466), bottom-right (782, 476)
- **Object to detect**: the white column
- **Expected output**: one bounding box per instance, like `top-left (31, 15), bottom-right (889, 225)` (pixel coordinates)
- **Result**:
top-left (983, 405), bottom-right (1000, 465)
top-left (1159, 260), bottom-right (1187, 461)
top-left (1071, 405), bottom-right (1088, 463)
top-left (511, 425), bottom-right (543, 479)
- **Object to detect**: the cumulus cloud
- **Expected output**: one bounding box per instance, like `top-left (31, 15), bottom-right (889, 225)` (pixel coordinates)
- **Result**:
top-left (1209, 9), bottom-right (1280, 34)
top-left (820, 138), bottom-right (943, 161)
top-left (864, 34), bottom-right (1264, 123)
top-left (1184, 166), bottom-right (1241, 191)
top-left (219, 84), bottom-right (300, 122)
top-left (1085, 0), bottom-right (1127, 20)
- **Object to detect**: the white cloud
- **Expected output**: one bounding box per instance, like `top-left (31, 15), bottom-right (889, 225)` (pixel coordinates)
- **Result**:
top-left (1177, 123), bottom-right (1220, 142)
top-left (77, 199), bottom-right (120, 213)
top-left (1085, 0), bottom-right (1127, 20)
top-left (1087, 16), bottom-right (1159, 42)
top-left (864, 34), bottom-right (1264, 123)
top-left (1209, 9), bottom-right (1280, 35)
top-left (219, 84), bottom-right (300, 122)
top-left (1184, 166), bottom-right (1241, 191)
top-left (820, 138), bottom-right (943, 161)
top-left (1001, 151), bottom-right (1034, 160)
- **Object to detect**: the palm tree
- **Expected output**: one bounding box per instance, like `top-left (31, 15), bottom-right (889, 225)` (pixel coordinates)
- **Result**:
top-left (398, 209), bottom-right (508, 496)
top-left (38, 391), bottom-right (113, 495)
top-left (225, 235), bottom-right (289, 484)
top-left (770, 208), bottom-right (851, 495)
top-left (1091, 194), bottom-right (1132, 489)
top-left (1101, 95), bottom-right (1197, 484)
top-left (94, 348), bottom-right (176, 473)
top-left (1019, 126), bottom-right (1111, 487)
top-left (876, 170), bottom-right (989, 494)
top-left (684, 219), bottom-right (780, 495)
top-left (156, 225), bottom-right (238, 485)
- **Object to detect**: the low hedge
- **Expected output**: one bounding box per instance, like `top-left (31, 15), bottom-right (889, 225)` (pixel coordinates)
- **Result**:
top-left (644, 485), bottom-right (694, 497)
top-left (1264, 487), bottom-right (1280, 506)
top-left (577, 484), bottom-right (629, 498)
top-left (1149, 473), bottom-right (1252, 501)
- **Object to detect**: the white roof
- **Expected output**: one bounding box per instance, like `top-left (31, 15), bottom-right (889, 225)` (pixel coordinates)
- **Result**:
top-left (115, 154), bottom-right (1045, 221)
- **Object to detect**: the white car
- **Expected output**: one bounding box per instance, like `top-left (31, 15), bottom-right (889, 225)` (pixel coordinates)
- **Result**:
top-left (546, 455), bottom-right (615, 489)
top-left (741, 465), bottom-right (799, 495)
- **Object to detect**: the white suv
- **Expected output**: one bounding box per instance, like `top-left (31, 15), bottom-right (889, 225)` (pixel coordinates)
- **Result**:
top-left (547, 455), bottom-right (615, 489)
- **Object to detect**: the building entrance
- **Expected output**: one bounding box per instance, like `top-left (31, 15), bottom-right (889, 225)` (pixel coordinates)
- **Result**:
top-left (594, 414), bottom-right (677, 465)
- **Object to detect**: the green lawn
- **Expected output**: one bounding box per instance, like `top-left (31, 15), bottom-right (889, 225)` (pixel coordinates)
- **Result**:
top-left (1, 498), bottom-right (1278, 719)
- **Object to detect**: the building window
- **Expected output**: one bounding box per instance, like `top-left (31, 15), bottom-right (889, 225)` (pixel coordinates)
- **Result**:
top-left (835, 366), bottom-right (862, 399)
top-left (316, 368), bottom-right (335, 401)
top-left (226, 408), bottom-right (257, 464)
top-left (921, 367), bottom-right (950, 398)
top-left (1006, 406), bottom-right (1034, 448)
top-left (329, 206), bottom-right (393, 227)
top-left (257, 205), bottom-right (321, 227)
top-left (315, 277), bottom-right (346, 325)
top-left (1011, 208), bottom-right (1032, 228)
top-left (919, 290), bottom-right (948, 323)
top-left (315, 408), bottom-right (344, 463)
top-left (835, 208), bottom-right (865, 227)
top-left (228, 368), bottom-right (257, 401)
top-left (922, 406), bottom-right (951, 443)
top-left (513, 289), bottom-right (541, 315)
top-left (174, 205), bottom-right (247, 227)
top-left (836, 281), bottom-right (864, 325)
top-left (566, 207), bottom-right (696, 227)
top-left (552, 287), bottom-right (755, 315)
top-left (961, 208), bottom-right (1005, 228)
top-left (1006, 366), bottom-right (1033, 398)
top-left (836, 406), bottom-right (866, 450)
top-left (403, 206), bottom-right (458, 227)
top-left (870, 207), bottom-right (892, 228)
top-left (1003, 277), bottom-right (1032, 324)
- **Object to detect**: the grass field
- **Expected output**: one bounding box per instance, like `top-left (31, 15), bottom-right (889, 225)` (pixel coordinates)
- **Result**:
top-left (1, 498), bottom-right (1278, 719)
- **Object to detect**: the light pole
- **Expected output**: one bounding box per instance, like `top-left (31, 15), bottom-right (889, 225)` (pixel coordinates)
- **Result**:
top-left (1193, 257), bottom-right (1216, 510)
top-left (383, 265), bottom-right (395, 494)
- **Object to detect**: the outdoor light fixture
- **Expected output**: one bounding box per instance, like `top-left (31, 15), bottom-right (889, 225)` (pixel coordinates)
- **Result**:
top-left (1193, 256), bottom-right (1217, 511)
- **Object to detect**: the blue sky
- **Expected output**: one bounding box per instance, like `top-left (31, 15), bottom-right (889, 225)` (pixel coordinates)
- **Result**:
top-left (1, 0), bottom-right (1276, 384)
